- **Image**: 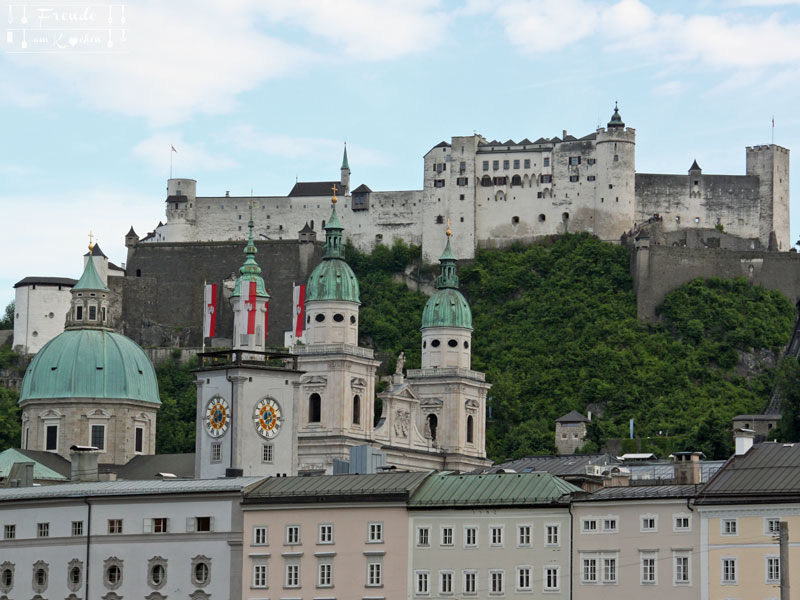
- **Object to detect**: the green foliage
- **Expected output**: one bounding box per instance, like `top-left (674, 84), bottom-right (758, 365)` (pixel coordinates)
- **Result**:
top-left (0, 387), bottom-right (20, 451)
top-left (0, 302), bottom-right (13, 330)
top-left (773, 357), bottom-right (800, 442)
top-left (0, 346), bottom-right (20, 371)
top-left (155, 356), bottom-right (198, 454)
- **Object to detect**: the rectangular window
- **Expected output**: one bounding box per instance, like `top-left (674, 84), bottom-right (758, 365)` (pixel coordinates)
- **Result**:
top-left (416, 570), bottom-right (430, 595)
top-left (108, 519), bottom-right (122, 534)
top-left (641, 552), bottom-right (657, 584)
top-left (545, 566), bottom-right (559, 591)
top-left (722, 519), bottom-right (737, 535)
top-left (588, 158), bottom-right (596, 165)
top-left (76, 305), bottom-right (83, 320)
top-left (91, 424), bottom-right (105, 450)
top-left (456, 176), bottom-right (468, 186)
top-left (603, 558), bottom-right (617, 583)
top-left (569, 156), bottom-right (581, 165)
top-left (253, 526), bottom-right (268, 545)
top-left (602, 518), bottom-right (617, 532)
top-left (587, 175), bottom-right (596, 181)
top-left (285, 564), bottom-right (299, 588)
top-left (286, 525), bottom-right (300, 544)
top-left (517, 566), bottom-right (531, 591)
top-left (89, 305), bottom-right (97, 320)
top-left (153, 517), bottom-right (168, 533)
top-left (196, 516), bottom-right (211, 532)
top-left (582, 558), bottom-right (597, 582)
top-left (722, 557), bottom-right (737, 584)
top-left (517, 525), bottom-right (531, 546)
top-left (490, 526), bottom-right (503, 546)
top-left (513, 159), bottom-right (520, 169)
top-left (441, 526), bottom-right (453, 546)
top-left (674, 516), bottom-right (690, 531)
top-left (367, 562), bottom-right (382, 586)
top-left (368, 522), bottom-right (383, 542)
top-left (765, 518), bottom-right (781, 534)
top-left (569, 175), bottom-right (579, 182)
top-left (253, 564), bottom-right (268, 588)
top-left (524, 158), bottom-right (531, 169)
top-left (546, 524), bottom-right (560, 545)
top-left (641, 516), bottom-right (657, 532)
top-left (767, 557), bottom-right (780, 583)
top-left (483, 161), bottom-right (489, 171)
top-left (440, 571), bottom-right (453, 594)
top-left (318, 562), bottom-right (332, 587)
top-left (459, 161), bottom-right (466, 173)
top-left (493, 160), bottom-right (499, 171)
top-left (464, 570), bottom-right (477, 595)
top-left (503, 160), bottom-right (510, 169)
top-left (433, 179), bottom-right (445, 188)
top-left (71, 521), bottom-right (83, 536)
top-left (582, 519), bottom-right (598, 533)
top-left (543, 157), bottom-right (550, 167)
top-left (540, 174), bottom-right (552, 183)
top-left (490, 570), bottom-right (504, 594)
top-left (537, 191), bottom-right (544, 198)
top-left (3, 524), bottom-right (15, 539)
top-left (135, 426), bottom-right (144, 453)
top-left (262, 444), bottom-right (273, 463)
top-left (417, 526), bottom-right (430, 547)
top-left (45, 424), bottom-right (58, 451)
top-left (464, 526), bottom-right (477, 547)
top-left (318, 524), bottom-right (333, 544)
top-left (211, 442), bottom-right (222, 462)
top-left (675, 554), bottom-right (690, 584)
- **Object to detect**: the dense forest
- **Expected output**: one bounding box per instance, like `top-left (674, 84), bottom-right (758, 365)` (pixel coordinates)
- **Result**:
top-left (3, 234), bottom-right (799, 460)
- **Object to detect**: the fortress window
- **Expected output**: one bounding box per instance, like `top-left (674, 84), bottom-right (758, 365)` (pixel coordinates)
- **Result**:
top-left (524, 159), bottom-right (531, 169)
top-left (608, 184), bottom-right (613, 189)
top-left (461, 217), bottom-right (465, 222)
top-left (537, 192), bottom-right (543, 199)
top-left (562, 212), bottom-right (570, 222)
top-left (503, 160), bottom-right (510, 169)
top-left (569, 156), bottom-right (581, 165)
top-left (279, 225), bottom-right (283, 230)
top-left (538, 214), bottom-right (546, 222)
top-left (512, 216), bottom-right (520, 225)
top-left (431, 339), bottom-right (441, 348)
top-left (238, 215), bottom-right (242, 220)
top-left (481, 175), bottom-right (492, 187)
top-left (511, 175), bottom-right (522, 186)
top-left (459, 161), bottom-right (466, 173)
top-left (675, 216), bottom-right (681, 224)
top-left (513, 159), bottom-right (520, 169)
top-left (353, 395), bottom-right (361, 425)
top-left (350, 315), bottom-right (356, 324)
top-left (483, 161), bottom-right (489, 171)
top-left (436, 215), bottom-right (444, 224)
top-left (456, 177), bottom-right (468, 186)
top-left (333, 313), bottom-right (344, 322)
top-left (136, 269), bottom-right (141, 277)
top-left (467, 415), bottom-right (474, 444)
top-left (540, 175), bottom-right (552, 184)
top-left (309, 393), bottom-right (322, 423)
top-left (448, 339), bottom-right (458, 347)
top-left (614, 154), bottom-right (619, 162)
top-left (493, 160), bottom-right (499, 170)
top-left (569, 175), bottom-right (579, 182)
top-left (695, 217), bottom-right (700, 223)
top-left (460, 194), bottom-right (465, 200)
top-left (588, 158), bottom-right (596, 165)
top-left (434, 179), bottom-right (445, 188)
top-left (315, 314), bottom-right (325, 323)
top-left (494, 176), bottom-right (508, 186)
top-left (543, 157), bottom-right (550, 167)
top-left (587, 175), bottom-right (596, 181)
top-left (375, 234), bottom-right (383, 242)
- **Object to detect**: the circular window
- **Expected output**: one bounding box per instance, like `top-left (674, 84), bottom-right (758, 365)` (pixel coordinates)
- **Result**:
top-left (448, 339), bottom-right (458, 347)
top-left (350, 315), bottom-right (356, 324)
top-left (431, 339), bottom-right (441, 348)
top-left (333, 313), bottom-right (344, 322)
top-left (48, 312), bottom-right (54, 318)
top-left (151, 564), bottom-right (165, 585)
top-left (315, 314), bottom-right (325, 322)
top-left (107, 565), bottom-right (121, 585)
top-left (464, 341), bottom-right (469, 349)
top-left (195, 562), bottom-right (209, 584)
top-left (32, 331), bottom-right (38, 337)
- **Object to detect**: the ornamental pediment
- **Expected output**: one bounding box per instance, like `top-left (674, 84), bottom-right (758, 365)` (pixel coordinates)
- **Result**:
top-left (351, 377), bottom-right (367, 389)
top-left (465, 399), bottom-right (480, 410)
top-left (420, 398), bottom-right (443, 409)
top-left (301, 375), bottom-right (327, 386)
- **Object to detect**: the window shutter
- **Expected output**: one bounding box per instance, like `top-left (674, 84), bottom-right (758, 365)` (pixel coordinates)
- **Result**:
top-left (143, 518), bottom-right (152, 533)
top-left (165, 518), bottom-right (170, 533)
top-left (210, 516), bottom-right (216, 532)
top-left (186, 517), bottom-right (195, 533)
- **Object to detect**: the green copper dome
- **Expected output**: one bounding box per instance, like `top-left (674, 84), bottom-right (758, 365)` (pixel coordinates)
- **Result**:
top-left (232, 214), bottom-right (269, 298)
top-left (20, 329), bottom-right (160, 404)
top-left (421, 234), bottom-right (472, 329)
top-left (306, 202), bottom-right (360, 303)
top-left (74, 254), bottom-right (109, 291)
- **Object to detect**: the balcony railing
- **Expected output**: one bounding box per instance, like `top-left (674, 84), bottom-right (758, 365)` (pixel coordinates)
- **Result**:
top-left (198, 348), bottom-right (298, 370)
top-left (293, 343), bottom-right (374, 359)
top-left (407, 367), bottom-right (486, 381)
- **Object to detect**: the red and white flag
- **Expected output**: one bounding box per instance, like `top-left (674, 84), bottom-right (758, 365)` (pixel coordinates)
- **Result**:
top-left (264, 292), bottom-right (270, 342)
top-left (203, 284), bottom-right (217, 338)
top-left (239, 281), bottom-right (258, 336)
top-left (293, 284), bottom-right (306, 338)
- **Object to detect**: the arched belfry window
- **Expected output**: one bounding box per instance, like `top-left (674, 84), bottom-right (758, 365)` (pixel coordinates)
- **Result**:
top-left (467, 415), bottom-right (474, 444)
top-left (309, 393), bottom-right (321, 423)
top-left (353, 395), bottom-right (361, 425)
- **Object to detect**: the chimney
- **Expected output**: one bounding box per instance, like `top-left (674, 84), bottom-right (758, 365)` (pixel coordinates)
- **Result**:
top-left (734, 428), bottom-right (755, 456)
top-left (673, 452), bottom-right (703, 484)
top-left (70, 445), bottom-right (101, 482)
top-left (4, 462), bottom-right (35, 488)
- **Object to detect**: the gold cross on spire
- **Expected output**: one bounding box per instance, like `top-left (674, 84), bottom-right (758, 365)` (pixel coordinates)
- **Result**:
top-left (88, 230), bottom-right (95, 250)
top-left (446, 219), bottom-right (451, 237)
top-left (331, 183), bottom-right (338, 204)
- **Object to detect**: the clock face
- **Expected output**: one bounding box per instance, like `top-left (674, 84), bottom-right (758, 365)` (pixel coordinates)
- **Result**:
top-left (253, 397), bottom-right (282, 439)
top-left (205, 397), bottom-right (230, 438)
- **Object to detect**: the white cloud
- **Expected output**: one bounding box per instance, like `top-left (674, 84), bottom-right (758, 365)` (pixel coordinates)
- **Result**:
top-left (0, 81), bottom-right (47, 109)
top-left (132, 133), bottom-right (237, 173)
top-left (652, 80), bottom-right (687, 97)
top-left (495, 0), bottom-right (600, 53)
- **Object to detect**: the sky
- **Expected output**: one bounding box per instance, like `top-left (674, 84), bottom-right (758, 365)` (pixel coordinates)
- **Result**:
top-left (1, 0), bottom-right (800, 310)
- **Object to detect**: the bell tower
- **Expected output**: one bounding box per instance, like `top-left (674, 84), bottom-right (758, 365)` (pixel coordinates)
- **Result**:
top-left (230, 205), bottom-right (270, 351)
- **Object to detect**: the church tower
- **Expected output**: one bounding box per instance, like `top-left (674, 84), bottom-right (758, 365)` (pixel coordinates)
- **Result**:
top-left (340, 144), bottom-right (350, 196)
top-left (230, 207), bottom-right (270, 351)
top-left (407, 226), bottom-right (491, 471)
top-left (295, 189), bottom-right (380, 474)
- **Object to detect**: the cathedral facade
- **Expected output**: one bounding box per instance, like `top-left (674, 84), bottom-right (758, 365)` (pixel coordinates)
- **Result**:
top-left (194, 196), bottom-right (491, 477)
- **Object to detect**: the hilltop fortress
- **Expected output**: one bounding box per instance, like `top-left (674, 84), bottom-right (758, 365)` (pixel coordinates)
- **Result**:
top-left (148, 105), bottom-right (790, 262)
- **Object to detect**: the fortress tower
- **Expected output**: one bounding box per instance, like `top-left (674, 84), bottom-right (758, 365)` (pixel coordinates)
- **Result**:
top-left (594, 104), bottom-right (636, 240)
top-left (747, 144), bottom-right (791, 250)
top-left (161, 178), bottom-right (197, 242)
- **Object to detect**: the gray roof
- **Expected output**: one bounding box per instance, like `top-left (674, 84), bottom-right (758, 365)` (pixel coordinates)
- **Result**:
top-left (352, 184), bottom-right (372, 193)
top-left (244, 471), bottom-right (431, 504)
top-left (84, 244), bottom-right (108, 258)
top-left (16, 449), bottom-right (71, 478)
top-left (484, 454), bottom-right (620, 476)
top-left (697, 442), bottom-right (800, 503)
top-left (0, 477), bottom-right (263, 502)
top-left (575, 484), bottom-right (700, 501)
top-left (288, 181), bottom-right (340, 197)
top-left (14, 276), bottom-right (77, 288)
top-left (732, 414), bottom-right (780, 421)
top-left (114, 453), bottom-right (196, 480)
top-left (556, 410), bottom-right (589, 423)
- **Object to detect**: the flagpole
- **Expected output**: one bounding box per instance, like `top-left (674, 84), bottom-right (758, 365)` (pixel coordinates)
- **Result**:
top-left (202, 279), bottom-right (206, 354)
top-left (772, 116), bottom-right (775, 145)
top-left (170, 146), bottom-right (173, 179)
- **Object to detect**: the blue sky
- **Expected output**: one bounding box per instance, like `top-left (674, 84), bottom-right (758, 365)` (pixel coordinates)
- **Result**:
top-left (2, 0), bottom-right (800, 309)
